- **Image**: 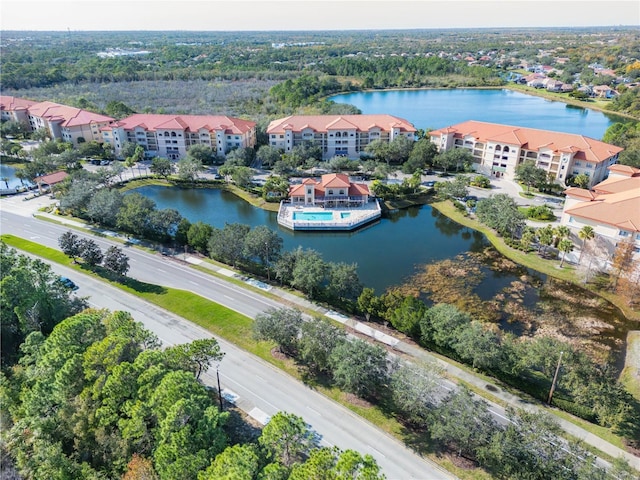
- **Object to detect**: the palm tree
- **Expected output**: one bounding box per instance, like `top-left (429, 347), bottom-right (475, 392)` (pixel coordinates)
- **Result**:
top-left (578, 226), bottom-right (595, 264)
top-left (558, 238), bottom-right (573, 267)
top-left (554, 225), bottom-right (571, 239)
top-left (553, 225), bottom-right (571, 247)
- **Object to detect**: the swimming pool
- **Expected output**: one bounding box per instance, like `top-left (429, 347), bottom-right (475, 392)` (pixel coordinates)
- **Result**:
top-left (293, 211), bottom-right (334, 221)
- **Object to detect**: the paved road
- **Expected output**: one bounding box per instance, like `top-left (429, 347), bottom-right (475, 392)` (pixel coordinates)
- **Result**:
top-left (2, 208), bottom-right (453, 479)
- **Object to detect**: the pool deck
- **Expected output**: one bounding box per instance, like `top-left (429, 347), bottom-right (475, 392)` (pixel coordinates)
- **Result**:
top-left (277, 200), bottom-right (382, 231)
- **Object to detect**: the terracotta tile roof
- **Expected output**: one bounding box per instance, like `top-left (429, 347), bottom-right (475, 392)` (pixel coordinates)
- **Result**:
top-left (564, 187), bottom-right (597, 200)
top-left (288, 174), bottom-right (370, 197)
top-left (608, 164), bottom-right (640, 176)
top-left (27, 101), bottom-right (114, 127)
top-left (321, 173), bottom-right (351, 188)
top-left (592, 175), bottom-right (640, 195)
top-left (267, 115), bottom-right (416, 134)
top-left (34, 171), bottom-right (69, 185)
top-left (429, 120), bottom-right (622, 163)
top-left (289, 183), bottom-right (309, 196)
top-left (348, 183), bottom-right (371, 196)
top-left (116, 113), bottom-right (256, 135)
top-left (565, 171), bottom-right (640, 233)
top-left (565, 189), bottom-right (640, 232)
top-left (0, 95), bottom-right (38, 112)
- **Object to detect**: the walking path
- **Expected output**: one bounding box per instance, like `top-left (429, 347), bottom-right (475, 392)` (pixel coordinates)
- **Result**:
top-left (4, 185), bottom-right (638, 471)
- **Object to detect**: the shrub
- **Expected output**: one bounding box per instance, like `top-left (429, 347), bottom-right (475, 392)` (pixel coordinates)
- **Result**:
top-left (469, 175), bottom-right (490, 188)
top-left (525, 205), bottom-right (555, 221)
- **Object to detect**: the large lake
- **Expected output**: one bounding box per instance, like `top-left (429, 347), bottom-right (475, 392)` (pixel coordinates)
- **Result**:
top-left (330, 88), bottom-right (625, 139)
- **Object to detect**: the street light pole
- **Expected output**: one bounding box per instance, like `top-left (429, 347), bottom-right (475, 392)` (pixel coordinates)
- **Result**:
top-left (547, 351), bottom-right (564, 405)
top-left (265, 241), bottom-right (270, 281)
top-left (216, 366), bottom-right (223, 411)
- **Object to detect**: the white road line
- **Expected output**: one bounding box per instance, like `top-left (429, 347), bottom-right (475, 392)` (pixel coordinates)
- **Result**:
top-left (489, 409), bottom-right (509, 422)
top-left (306, 406), bottom-right (321, 416)
top-left (189, 280), bottom-right (199, 286)
top-left (368, 445), bottom-right (386, 458)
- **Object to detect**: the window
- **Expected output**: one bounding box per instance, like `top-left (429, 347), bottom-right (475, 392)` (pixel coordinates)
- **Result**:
top-left (574, 161), bottom-right (581, 167)
top-left (280, 135), bottom-right (284, 139)
top-left (328, 190), bottom-right (333, 195)
top-left (307, 189), bottom-right (311, 194)
top-left (586, 163), bottom-right (593, 169)
top-left (619, 230), bottom-right (630, 237)
top-left (339, 190), bottom-right (345, 195)
top-left (271, 134), bottom-right (276, 138)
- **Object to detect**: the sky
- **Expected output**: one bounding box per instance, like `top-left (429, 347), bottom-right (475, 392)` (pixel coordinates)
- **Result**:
top-left (1, 0), bottom-right (639, 31)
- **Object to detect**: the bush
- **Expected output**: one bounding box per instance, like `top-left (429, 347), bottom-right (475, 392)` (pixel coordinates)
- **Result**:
top-left (525, 205), bottom-right (555, 221)
top-left (452, 200), bottom-right (467, 212)
top-left (551, 397), bottom-right (597, 423)
top-left (469, 175), bottom-right (490, 188)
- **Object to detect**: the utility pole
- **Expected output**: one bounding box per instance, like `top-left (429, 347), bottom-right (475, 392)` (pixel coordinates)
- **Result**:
top-left (216, 366), bottom-right (223, 411)
top-left (547, 351), bottom-right (564, 405)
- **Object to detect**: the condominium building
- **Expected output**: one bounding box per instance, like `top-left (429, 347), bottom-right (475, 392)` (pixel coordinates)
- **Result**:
top-left (428, 120), bottom-right (623, 187)
top-left (102, 114), bottom-right (257, 160)
top-left (561, 164), bottom-right (640, 259)
top-left (0, 96), bottom-right (37, 124)
top-left (0, 96), bottom-right (114, 146)
top-left (266, 115), bottom-right (416, 160)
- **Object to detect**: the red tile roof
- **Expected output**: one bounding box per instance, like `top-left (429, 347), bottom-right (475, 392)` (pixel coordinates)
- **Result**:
top-left (114, 113), bottom-right (255, 135)
top-left (27, 101), bottom-right (114, 127)
top-left (608, 164), bottom-right (640, 177)
top-left (267, 115), bottom-right (416, 134)
top-left (0, 95), bottom-right (38, 112)
top-left (34, 171), bottom-right (69, 185)
top-left (429, 120), bottom-right (623, 163)
top-left (564, 172), bottom-right (640, 232)
top-left (288, 174), bottom-right (370, 197)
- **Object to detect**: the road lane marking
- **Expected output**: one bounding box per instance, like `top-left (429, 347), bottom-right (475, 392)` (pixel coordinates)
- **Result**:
top-left (368, 445), bottom-right (386, 458)
top-left (306, 406), bottom-right (321, 416)
top-left (189, 280), bottom-right (199, 286)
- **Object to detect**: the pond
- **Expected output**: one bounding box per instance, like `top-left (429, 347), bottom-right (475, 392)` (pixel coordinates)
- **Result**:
top-left (330, 88), bottom-right (626, 139)
top-left (0, 163), bottom-right (30, 189)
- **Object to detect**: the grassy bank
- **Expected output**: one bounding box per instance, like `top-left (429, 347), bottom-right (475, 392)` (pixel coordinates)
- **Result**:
top-left (431, 200), bottom-right (640, 322)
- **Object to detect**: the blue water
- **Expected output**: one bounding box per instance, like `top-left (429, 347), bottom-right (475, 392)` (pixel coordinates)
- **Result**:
top-left (0, 163), bottom-right (29, 189)
top-left (293, 211), bottom-right (334, 221)
top-left (330, 89), bottom-right (625, 139)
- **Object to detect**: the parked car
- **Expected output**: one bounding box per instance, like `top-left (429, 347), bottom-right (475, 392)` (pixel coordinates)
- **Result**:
top-left (462, 195), bottom-right (478, 202)
top-left (58, 276), bottom-right (78, 291)
top-left (423, 180), bottom-right (436, 187)
top-left (423, 169), bottom-right (435, 175)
